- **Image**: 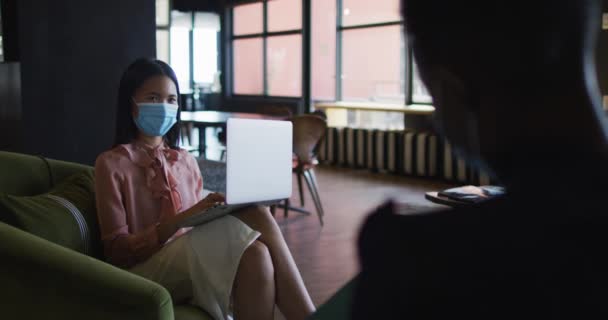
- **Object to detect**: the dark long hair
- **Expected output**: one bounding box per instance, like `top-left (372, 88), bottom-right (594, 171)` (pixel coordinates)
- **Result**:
top-left (114, 58), bottom-right (181, 149)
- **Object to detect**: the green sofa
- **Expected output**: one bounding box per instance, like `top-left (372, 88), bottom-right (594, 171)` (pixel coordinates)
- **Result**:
top-left (0, 151), bottom-right (212, 320)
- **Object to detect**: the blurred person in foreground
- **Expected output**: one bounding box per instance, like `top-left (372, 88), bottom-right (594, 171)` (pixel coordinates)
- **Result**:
top-left (354, 0), bottom-right (608, 319)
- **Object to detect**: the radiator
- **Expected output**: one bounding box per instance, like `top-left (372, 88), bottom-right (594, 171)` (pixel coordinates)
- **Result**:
top-left (318, 127), bottom-right (494, 186)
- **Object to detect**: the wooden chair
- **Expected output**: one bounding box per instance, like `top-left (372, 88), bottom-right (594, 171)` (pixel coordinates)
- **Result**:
top-left (282, 114), bottom-right (328, 226)
top-left (180, 122), bottom-right (195, 150)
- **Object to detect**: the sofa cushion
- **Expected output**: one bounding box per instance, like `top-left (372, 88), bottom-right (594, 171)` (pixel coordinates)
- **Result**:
top-left (0, 171), bottom-right (97, 255)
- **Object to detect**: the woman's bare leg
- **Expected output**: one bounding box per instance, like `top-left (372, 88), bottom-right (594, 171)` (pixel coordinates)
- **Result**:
top-left (233, 206), bottom-right (316, 320)
top-left (233, 240), bottom-right (276, 320)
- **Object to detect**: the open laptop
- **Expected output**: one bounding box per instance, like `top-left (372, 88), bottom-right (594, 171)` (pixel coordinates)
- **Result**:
top-left (177, 118), bottom-right (293, 228)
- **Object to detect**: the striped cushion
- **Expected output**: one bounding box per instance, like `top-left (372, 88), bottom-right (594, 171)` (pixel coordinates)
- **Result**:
top-left (0, 172), bottom-right (97, 256)
top-left (46, 194), bottom-right (91, 255)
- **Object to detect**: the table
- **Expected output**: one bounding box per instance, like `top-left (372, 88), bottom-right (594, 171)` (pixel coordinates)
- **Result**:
top-left (180, 111), bottom-right (286, 157)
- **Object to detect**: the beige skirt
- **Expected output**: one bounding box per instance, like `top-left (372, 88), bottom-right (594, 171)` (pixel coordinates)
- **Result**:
top-left (129, 215), bottom-right (261, 320)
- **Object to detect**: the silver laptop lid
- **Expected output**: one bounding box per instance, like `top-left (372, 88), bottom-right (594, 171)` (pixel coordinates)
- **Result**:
top-left (225, 118), bottom-right (293, 204)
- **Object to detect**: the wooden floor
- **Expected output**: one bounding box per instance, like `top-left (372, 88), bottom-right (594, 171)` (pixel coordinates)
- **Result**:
top-left (271, 165), bottom-right (455, 314)
top-left (193, 133), bottom-right (456, 317)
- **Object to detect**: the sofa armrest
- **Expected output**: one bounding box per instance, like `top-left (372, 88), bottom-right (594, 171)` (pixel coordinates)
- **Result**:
top-left (0, 222), bottom-right (174, 320)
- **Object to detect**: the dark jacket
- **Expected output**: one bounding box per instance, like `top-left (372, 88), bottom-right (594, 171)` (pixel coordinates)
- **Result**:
top-left (354, 182), bottom-right (608, 319)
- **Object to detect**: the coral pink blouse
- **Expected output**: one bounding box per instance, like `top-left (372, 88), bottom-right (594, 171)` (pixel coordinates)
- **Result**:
top-left (94, 141), bottom-right (203, 268)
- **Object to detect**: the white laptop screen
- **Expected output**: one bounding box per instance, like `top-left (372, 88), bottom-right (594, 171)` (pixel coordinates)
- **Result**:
top-left (225, 118), bottom-right (293, 204)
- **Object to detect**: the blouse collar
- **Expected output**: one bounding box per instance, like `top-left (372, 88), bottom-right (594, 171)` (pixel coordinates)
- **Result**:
top-left (121, 140), bottom-right (180, 168)
top-left (118, 140), bottom-right (183, 215)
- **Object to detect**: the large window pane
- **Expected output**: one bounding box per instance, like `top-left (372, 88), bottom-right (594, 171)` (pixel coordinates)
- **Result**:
top-left (194, 13), bottom-right (220, 85)
top-left (341, 25), bottom-right (404, 103)
top-left (342, 0), bottom-right (401, 27)
top-left (268, 0), bottom-right (301, 32)
top-left (312, 0), bottom-right (336, 100)
top-left (156, 30), bottom-right (169, 63)
top-left (156, 0), bottom-right (170, 26)
top-left (412, 60), bottom-right (432, 103)
top-left (194, 12), bottom-right (220, 29)
top-left (170, 27), bottom-right (191, 91)
top-left (233, 3), bottom-right (263, 35)
top-left (234, 38), bottom-right (264, 95)
top-left (267, 35), bottom-right (302, 97)
top-left (171, 10), bottom-right (191, 28)
top-left (193, 29), bottom-right (218, 84)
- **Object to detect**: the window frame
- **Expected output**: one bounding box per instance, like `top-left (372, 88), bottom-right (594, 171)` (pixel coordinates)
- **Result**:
top-left (333, 0), bottom-right (431, 105)
top-left (229, 0), bottom-right (305, 99)
top-left (173, 12), bottom-right (222, 92)
top-left (335, 12), bottom-right (406, 103)
top-left (223, 0), bottom-right (431, 114)
top-left (156, 2), bottom-right (222, 93)
top-left (330, 0), bottom-right (433, 106)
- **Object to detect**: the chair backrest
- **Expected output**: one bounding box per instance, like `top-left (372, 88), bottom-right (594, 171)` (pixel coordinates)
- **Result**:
top-left (258, 105), bottom-right (293, 118)
top-left (219, 106), bottom-right (293, 145)
top-left (291, 115), bottom-right (328, 164)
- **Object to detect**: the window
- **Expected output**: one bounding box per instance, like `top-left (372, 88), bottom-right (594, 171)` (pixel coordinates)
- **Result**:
top-left (193, 13), bottom-right (221, 89)
top-left (193, 25), bottom-right (219, 84)
top-left (231, 0), bottom-right (302, 97)
top-left (155, 0), bottom-right (221, 93)
top-left (227, 0), bottom-right (431, 107)
top-left (267, 0), bottom-right (302, 32)
top-left (233, 3), bottom-right (263, 35)
top-left (156, 30), bottom-right (169, 64)
top-left (311, 0), bottom-right (432, 105)
top-left (170, 11), bottom-right (191, 90)
top-left (341, 0), bottom-right (401, 26)
top-left (267, 35), bottom-right (302, 97)
top-left (311, 0), bottom-right (336, 101)
top-left (341, 25), bottom-right (403, 103)
top-left (156, 0), bottom-right (170, 26)
top-left (233, 38), bottom-right (264, 94)
top-left (155, 0), bottom-right (170, 63)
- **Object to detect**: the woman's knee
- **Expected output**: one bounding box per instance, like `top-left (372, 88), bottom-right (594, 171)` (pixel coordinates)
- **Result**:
top-left (241, 240), bottom-right (274, 279)
top-left (235, 205), bottom-right (279, 230)
top-left (247, 205), bottom-right (274, 220)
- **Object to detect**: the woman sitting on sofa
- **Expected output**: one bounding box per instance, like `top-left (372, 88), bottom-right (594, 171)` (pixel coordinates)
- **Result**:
top-left (94, 58), bottom-right (315, 320)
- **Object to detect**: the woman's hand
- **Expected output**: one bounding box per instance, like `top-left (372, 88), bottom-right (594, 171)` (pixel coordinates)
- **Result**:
top-left (157, 220), bottom-right (178, 244)
top-left (156, 192), bottom-right (226, 243)
top-left (196, 192), bottom-right (226, 210)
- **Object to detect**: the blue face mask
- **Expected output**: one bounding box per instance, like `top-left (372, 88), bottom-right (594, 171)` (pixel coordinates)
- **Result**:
top-left (133, 102), bottom-right (179, 137)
